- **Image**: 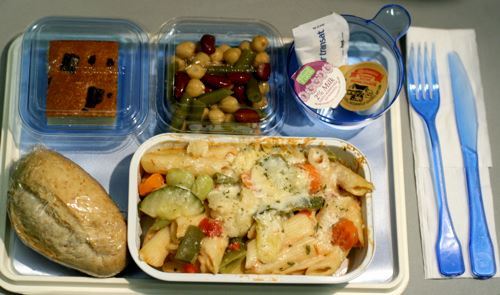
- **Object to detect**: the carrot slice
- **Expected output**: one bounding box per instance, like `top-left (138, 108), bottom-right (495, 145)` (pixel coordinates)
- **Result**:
top-left (240, 171), bottom-right (253, 189)
top-left (297, 163), bottom-right (322, 193)
top-left (139, 173), bottom-right (165, 197)
top-left (331, 218), bottom-right (359, 251)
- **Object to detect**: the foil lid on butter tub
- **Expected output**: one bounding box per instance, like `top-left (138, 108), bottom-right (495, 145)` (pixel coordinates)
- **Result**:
top-left (340, 62), bottom-right (388, 112)
top-left (291, 60), bottom-right (346, 109)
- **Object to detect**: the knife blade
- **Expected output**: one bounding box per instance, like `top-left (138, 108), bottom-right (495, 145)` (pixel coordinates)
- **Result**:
top-left (448, 51), bottom-right (496, 279)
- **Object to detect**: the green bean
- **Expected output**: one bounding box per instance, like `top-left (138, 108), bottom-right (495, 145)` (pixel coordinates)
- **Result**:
top-left (214, 172), bottom-right (238, 184)
top-left (255, 196), bottom-right (325, 217)
top-left (219, 249), bottom-right (247, 274)
top-left (187, 99), bottom-right (206, 122)
top-left (206, 65), bottom-right (255, 75)
top-left (245, 78), bottom-right (262, 103)
top-left (218, 122), bottom-right (258, 135)
top-left (234, 49), bottom-right (256, 70)
top-left (219, 257), bottom-right (245, 274)
top-left (150, 218), bottom-right (171, 231)
top-left (197, 88), bottom-right (233, 106)
top-left (175, 225), bottom-right (204, 263)
top-left (170, 95), bottom-right (192, 131)
top-left (166, 168), bottom-right (195, 189)
top-left (191, 174), bottom-right (214, 201)
top-left (288, 196), bottom-right (325, 211)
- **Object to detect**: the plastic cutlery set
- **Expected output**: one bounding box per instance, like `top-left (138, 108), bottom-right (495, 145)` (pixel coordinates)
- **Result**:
top-left (407, 43), bottom-right (496, 278)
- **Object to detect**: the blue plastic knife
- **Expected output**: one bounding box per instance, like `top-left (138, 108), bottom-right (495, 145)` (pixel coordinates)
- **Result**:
top-left (448, 51), bottom-right (496, 279)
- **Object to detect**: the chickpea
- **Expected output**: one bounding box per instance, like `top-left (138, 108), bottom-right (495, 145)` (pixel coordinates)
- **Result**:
top-left (219, 96), bottom-right (240, 113)
top-left (252, 96), bottom-right (268, 109)
top-left (253, 52), bottom-right (270, 67)
top-left (218, 44), bottom-right (231, 53)
top-left (174, 56), bottom-right (186, 71)
top-left (185, 79), bottom-right (205, 97)
top-left (258, 82), bottom-right (270, 95)
top-left (251, 35), bottom-right (269, 52)
top-left (208, 107), bottom-right (225, 124)
top-left (175, 41), bottom-right (196, 59)
top-left (192, 52), bottom-right (211, 67)
top-left (224, 113), bottom-right (235, 123)
top-left (239, 40), bottom-right (251, 50)
top-left (210, 47), bottom-right (224, 63)
top-left (223, 48), bottom-right (242, 65)
top-left (186, 64), bottom-right (207, 79)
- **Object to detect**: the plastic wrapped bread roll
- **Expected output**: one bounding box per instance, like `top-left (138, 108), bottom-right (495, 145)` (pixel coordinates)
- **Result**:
top-left (7, 148), bottom-right (127, 277)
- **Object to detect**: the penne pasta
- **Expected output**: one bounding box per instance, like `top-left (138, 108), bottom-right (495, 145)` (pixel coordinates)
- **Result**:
top-left (330, 161), bottom-right (374, 197)
top-left (282, 213), bottom-right (316, 246)
top-left (249, 236), bottom-right (317, 274)
top-left (305, 247), bottom-right (347, 276)
top-left (137, 140), bottom-right (372, 276)
top-left (199, 236), bottom-right (229, 274)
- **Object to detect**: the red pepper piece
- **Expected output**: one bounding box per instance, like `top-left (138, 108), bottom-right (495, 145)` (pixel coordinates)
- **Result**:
top-left (198, 218), bottom-right (223, 237)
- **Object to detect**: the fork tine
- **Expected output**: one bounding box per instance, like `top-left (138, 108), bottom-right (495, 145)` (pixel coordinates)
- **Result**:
top-left (424, 43), bottom-right (432, 100)
top-left (417, 43), bottom-right (424, 100)
top-left (431, 43), bottom-right (440, 101)
top-left (407, 44), bottom-right (417, 98)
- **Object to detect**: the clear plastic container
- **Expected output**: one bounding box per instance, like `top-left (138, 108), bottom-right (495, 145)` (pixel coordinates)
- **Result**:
top-left (19, 16), bottom-right (151, 137)
top-left (153, 17), bottom-right (286, 135)
top-left (287, 4), bottom-right (411, 131)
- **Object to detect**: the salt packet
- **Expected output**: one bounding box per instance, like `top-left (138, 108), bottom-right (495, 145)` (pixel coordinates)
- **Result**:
top-left (292, 12), bottom-right (349, 67)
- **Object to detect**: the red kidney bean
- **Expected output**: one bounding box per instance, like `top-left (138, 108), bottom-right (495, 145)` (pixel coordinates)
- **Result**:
top-left (232, 84), bottom-right (247, 104)
top-left (174, 71), bottom-right (190, 99)
top-left (202, 74), bottom-right (232, 89)
top-left (255, 63), bottom-right (271, 81)
top-left (227, 72), bottom-right (252, 85)
top-left (234, 109), bottom-right (260, 123)
top-left (200, 34), bottom-right (216, 55)
top-left (204, 86), bottom-right (214, 93)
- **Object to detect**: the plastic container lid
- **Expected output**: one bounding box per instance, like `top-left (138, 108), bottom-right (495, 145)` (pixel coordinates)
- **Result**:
top-left (153, 17), bottom-right (286, 135)
top-left (19, 16), bottom-right (151, 137)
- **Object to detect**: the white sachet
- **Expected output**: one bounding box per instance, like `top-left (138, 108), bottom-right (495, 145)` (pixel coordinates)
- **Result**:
top-left (292, 12), bottom-right (349, 67)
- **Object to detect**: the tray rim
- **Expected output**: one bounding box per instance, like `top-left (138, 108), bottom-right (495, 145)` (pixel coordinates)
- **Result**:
top-left (0, 35), bottom-right (408, 294)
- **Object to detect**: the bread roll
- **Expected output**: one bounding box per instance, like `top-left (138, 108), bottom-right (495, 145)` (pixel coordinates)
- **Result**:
top-left (7, 148), bottom-right (127, 277)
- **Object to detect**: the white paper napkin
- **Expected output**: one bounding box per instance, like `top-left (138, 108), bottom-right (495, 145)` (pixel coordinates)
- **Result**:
top-left (407, 27), bottom-right (500, 279)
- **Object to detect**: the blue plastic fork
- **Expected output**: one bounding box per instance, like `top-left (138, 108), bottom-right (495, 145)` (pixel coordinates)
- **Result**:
top-left (407, 43), bottom-right (465, 276)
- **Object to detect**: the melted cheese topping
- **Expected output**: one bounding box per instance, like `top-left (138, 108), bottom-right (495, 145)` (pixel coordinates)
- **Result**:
top-left (140, 141), bottom-right (372, 275)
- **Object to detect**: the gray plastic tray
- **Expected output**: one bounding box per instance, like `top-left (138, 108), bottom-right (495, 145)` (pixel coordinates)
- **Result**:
top-left (0, 36), bottom-right (408, 294)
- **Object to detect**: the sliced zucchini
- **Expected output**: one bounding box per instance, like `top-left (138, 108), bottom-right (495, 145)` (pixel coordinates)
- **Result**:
top-left (139, 186), bottom-right (204, 220)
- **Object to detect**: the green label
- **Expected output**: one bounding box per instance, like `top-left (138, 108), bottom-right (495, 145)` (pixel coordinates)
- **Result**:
top-left (296, 66), bottom-right (315, 85)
